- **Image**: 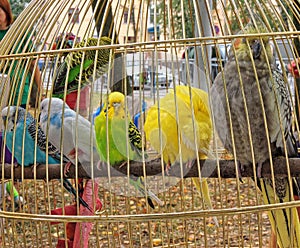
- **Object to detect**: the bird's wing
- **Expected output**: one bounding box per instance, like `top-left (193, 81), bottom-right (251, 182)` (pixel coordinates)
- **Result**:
top-left (144, 105), bottom-right (175, 163)
top-left (52, 57), bottom-right (93, 97)
top-left (166, 86), bottom-right (213, 161)
top-left (108, 117), bottom-right (133, 162)
top-left (162, 92), bottom-right (199, 152)
top-left (67, 112), bottom-right (99, 164)
top-left (52, 60), bottom-right (68, 97)
top-left (27, 119), bottom-right (58, 154)
top-left (266, 69), bottom-right (297, 156)
top-left (27, 118), bottom-right (69, 163)
top-left (145, 93), bottom-right (195, 164)
top-left (128, 120), bottom-right (143, 158)
top-left (172, 86), bottom-right (212, 153)
top-left (52, 37), bottom-right (112, 98)
top-left (189, 87), bottom-right (212, 155)
top-left (211, 73), bottom-right (233, 151)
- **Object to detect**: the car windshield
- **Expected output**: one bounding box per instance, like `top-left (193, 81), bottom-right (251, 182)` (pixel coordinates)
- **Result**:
top-left (218, 44), bottom-right (226, 59)
top-left (184, 45), bottom-right (228, 60)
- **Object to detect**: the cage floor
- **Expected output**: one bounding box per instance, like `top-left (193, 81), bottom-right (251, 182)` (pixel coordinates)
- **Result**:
top-left (0, 177), bottom-right (272, 247)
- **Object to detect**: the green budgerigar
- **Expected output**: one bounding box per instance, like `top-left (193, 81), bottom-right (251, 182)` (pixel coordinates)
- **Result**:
top-left (52, 36), bottom-right (113, 98)
top-left (94, 91), bottom-right (163, 209)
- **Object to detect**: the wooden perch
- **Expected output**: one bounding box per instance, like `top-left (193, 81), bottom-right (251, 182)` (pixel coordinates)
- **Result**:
top-left (0, 157), bottom-right (299, 180)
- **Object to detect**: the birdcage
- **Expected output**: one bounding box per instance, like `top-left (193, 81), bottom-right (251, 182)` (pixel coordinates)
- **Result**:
top-left (0, 0), bottom-right (299, 247)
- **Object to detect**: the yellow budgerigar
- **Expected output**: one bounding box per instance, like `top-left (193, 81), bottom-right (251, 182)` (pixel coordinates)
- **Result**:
top-left (94, 91), bottom-right (163, 209)
top-left (144, 85), bottom-right (218, 225)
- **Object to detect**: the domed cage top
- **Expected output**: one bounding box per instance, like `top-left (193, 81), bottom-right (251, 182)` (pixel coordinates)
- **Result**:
top-left (0, 0), bottom-right (299, 247)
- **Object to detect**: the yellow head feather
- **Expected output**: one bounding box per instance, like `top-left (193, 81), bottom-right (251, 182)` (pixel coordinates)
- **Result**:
top-left (101, 91), bottom-right (126, 119)
top-left (232, 23), bottom-right (273, 63)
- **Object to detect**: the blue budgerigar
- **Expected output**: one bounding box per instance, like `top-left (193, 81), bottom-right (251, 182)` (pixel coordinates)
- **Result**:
top-left (1, 106), bottom-right (92, 211)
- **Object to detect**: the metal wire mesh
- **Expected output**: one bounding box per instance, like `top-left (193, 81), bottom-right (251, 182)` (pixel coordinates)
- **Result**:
top-left (0, 0), bottom-right (299, 247)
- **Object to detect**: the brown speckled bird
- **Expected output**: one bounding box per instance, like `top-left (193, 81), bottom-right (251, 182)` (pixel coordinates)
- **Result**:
top-left (211, 19), bottom-right (300, 248)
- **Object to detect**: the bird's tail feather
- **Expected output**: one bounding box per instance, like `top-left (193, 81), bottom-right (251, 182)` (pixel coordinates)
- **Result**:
top-left (192, 177), bottom-right (219, 227)
top-left (145, 188), bottom-right (164, 208)
top-left (52, 61), bottom-right (67, 98)
top-left (129, 176), bottom-right (163, 209)
top-left (260, 178), bottom-right (300, 248)
top-left (63, 179), bottom-right (93, 213)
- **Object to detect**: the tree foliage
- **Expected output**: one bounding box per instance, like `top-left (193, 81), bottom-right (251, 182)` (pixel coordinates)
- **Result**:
top-left (226, 0), bottom-right (288, 33)
top-left (156, 0), bottom-right (195, 38)
top-left (10, 0), bottom-right (31, 20)
top-left (156, 0), bottom-right (289, 37)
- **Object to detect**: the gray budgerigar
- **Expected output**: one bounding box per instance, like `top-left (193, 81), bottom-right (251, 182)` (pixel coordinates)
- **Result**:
top-left (211, 19), bottom-right (299, 248)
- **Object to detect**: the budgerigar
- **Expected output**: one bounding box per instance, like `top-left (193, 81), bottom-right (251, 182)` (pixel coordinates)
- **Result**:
top-left (5, 181), bottom-right (24, 209)
top-left (211, 19), bottom-right (300, 248)
top-left (144, 85), bottom-right (218, 225)
top-left (52, 37), bottom-right (113, 98)
top-left (1, 106), bottom-right (91, 211)
top-left (94, 91), bottom-right (163, 209)
top-left (40, 98), bottom-right (100, 173)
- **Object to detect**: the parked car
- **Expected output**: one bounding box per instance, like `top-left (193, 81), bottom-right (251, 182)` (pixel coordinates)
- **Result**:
top-left (132, 71), bottom-right (173, 89)
top-left (133, 72), bottom-right (147, 90)
top-left (181, 44), bottom-right (231, 83)
top-left (149, 71), bottom-right (173, 88)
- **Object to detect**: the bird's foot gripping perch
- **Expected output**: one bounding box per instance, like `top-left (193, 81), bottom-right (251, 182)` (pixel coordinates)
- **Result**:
top-left (31, 163), bottom-right (43, 175)
top-left (64, 148), bottom-right (86, 176)
top-left (63, 161), bottom-right (73, 177)
top-left (119, 161), bottom-right (127, 169)
top-left (185, 159), bottom-right (194, 169)
top-left (237, 162), bottom-right (244, 183)
top-left (256, 162), bottom-right (263, 179)
top-left (96, 160), bottom-right (103, 171)
top-left (165, 161), bottom-right (172, 176)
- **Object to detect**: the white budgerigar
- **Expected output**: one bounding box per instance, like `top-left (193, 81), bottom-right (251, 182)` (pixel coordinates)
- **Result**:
top-left (40, 98), bottom-right (100, 175)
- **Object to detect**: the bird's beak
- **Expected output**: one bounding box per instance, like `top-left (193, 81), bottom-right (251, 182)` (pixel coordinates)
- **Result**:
top-left (113, 102), bottom-right (121, 108)
top-left (252, 40), bottom-right (262, 59)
